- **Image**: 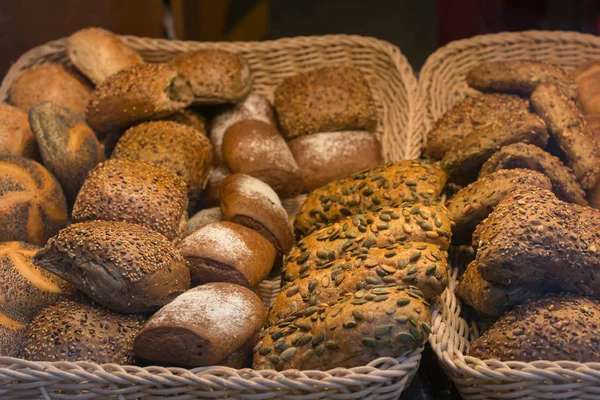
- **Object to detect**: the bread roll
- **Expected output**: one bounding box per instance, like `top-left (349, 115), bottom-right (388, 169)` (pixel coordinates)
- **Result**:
top-left (33, 220), bottom-right (190, 313)
top-left (222, 119), bottom-right (302, 198)
top-left (67, 27), bottom-right (143, 85)
top-left (220, 174), bottom-right (292, 255)
top-left (187, 207), bottom-right (222, 236)
top-left (72, 159), bottom-right (188, 241)
top-left (0, 155), bottom-right (68, 246)
top-left (29, 101), bottom-right (104, 204)
top-left (169, 50), bottom-right (252, 104)
top-left (177, 221), bottom-right (275, 288)
top-left (575, 60), bottom-right (600, 116)
top-left (134, 282), bottom-right (266, 367)
top-left (0, 103), bottom-right (38, 159)
top-left (23, 300), bottom-right (144, 363)
top-left (9, 64), bottom-right (91, 116)
top-left (203, 164), bottom-right (230, 207)
top-left (86, 63), bottom-right (193, 134)
top-left (274, 66), bottom-right (377, 139)
top-left (288, 131), bottom-right (383, 192)
top-left (588, 114), bottom-right (600, 140)
top-left (165, 109), bottom-right (207, 134)
top-left (112, 120), bottom-right (212, 207)
top-left (0, 309), bottom-right (27, 357)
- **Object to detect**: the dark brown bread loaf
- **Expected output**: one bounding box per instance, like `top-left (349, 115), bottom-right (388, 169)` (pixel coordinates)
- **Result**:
top-left (446, 169), bottom-right (552, 243)
top-left (0, 309), bottom-right (27, 357)
top-left (469, 294), bottom-right (600, 362)
top-left (478, 143), bottom-right (587, 205)
top-left (294, 160), bottom-right (447, 238)
top-left (425, 94), bottom-right (530, 159)
top-left (530, 82), bottom-right (600, 190)
top-left (23, 300), bottom-right (144, 364)
top-left (72, 159), bottom-right (188, 241)
top-left (575, 60), bottom-right (600, 116)
top-left (466, 60), bottom-right (578, 99)
top-left (134, 283), bottom-right (266, 367)
top-left (0, 155), bottom-right (68, 246)
top-left (254, 286), bottom-right (430, 371)
top-left (274, 66), bottom-right (377, 139)
top-left (29, 101), bottom-right (104, 204)
top-left (0, 103), bottom-right (38, 159)
top-left (33, 220), bottom-right (190, 313)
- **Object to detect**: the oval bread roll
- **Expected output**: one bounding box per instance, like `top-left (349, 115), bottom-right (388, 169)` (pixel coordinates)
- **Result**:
top-left (187, 207), bottom-right (222, 237)
top-left (203, 164), bottom-right (230, 207)
top-left (0, 103), bottom-right (38, 159)
top-left (575, 60), bottom-right (600, 116)
top-left (0, 309), bottom-right (27, 357)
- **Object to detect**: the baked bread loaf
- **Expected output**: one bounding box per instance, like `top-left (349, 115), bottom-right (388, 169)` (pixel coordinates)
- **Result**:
top-left (23, 299), bottom-right (144, 364)
top-left (86, 63), bottom-right (193, 134)
top-left (219, 338), bottom-right (254, 369)
top-left (446, 169), bottom-right (552, 243)
top-left (134, 282), bottom-right (266, 367)
top-left (169, 50), bottom-right (252, 105)
top-left (468, 294), bottom-right (600, 362)
top-left (220, 174), bottom-right (292, 255)
top-left (588, 114), bottom-right (600, 140)
top-left (222, 119), bottom-right (302, 198)
top-left (72, 159), bottom-right (188, 241)
top-left (254, 285), bottom-right (430, 371)
top-left (531, 82), bottom-right (600, 190)
top-left (478, 143), bottom-right (587, 205)
top-left (29, 101), bottom-right (104, 204)
top-left (9, 64), bottom-right (91, 116)
top-left (274, 66), bottom-right (377, 139)
top-left (294, 160), bottom-right (447, 237)
top-left (187, 207), bottom-right (222, 236)
top-left (0, 155), bottom-right (68, 246)
top-left (0, 309), bottom-right (27, 357)
top-left (33, 220), bottom-right (190, 313)
top-left (0, 103), bottom-right (38, 159)
top-left (112, 120), bottom-right (213, 207)
top-left (288, 130), bottom-right (383, 192)
top-left (575, 60), bottom-right (600, 116)
top-left (165, 109), bottom-right (207, 134)
top-left (203, 164), bottom-right (230, 207)
top-left (425, 94), bottom-right (529, 159)
top-left (67, 27), bottom-right (143, 85)
top-left (466, 60), bottom-right (578, 99)
top-left (177, 221), bottom-right (275, 287)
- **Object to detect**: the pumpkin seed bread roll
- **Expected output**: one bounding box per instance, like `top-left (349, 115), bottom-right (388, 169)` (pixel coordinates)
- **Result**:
top-left (466, 60), bottom-right (578, 100)
top-left (294, 160), bottom-right (447, 238)
top-left (425, 94), bottom-right (529, 159)
top-left (0, 103), bottom-right (38, 159)
top-left (446, 169), bottom-right (552, 243)
top-left (270, 242), bottom-right (447, 323)
top-left (0, 309), bottom-right (27, 357)
top-left (274, 65), bottom-right (378, 139)
top-left (478, 143), bottom-right (587, 206)
top-left (531, 82), bottom-right (600, 190)
top-left (254, 285), bottom-right (430, 371)
top-left (285, 204), bottom-right (452, 283)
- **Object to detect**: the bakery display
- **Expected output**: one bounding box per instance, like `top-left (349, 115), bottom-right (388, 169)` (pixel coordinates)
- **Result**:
top-left (0, 103), bottom-right (38, 159)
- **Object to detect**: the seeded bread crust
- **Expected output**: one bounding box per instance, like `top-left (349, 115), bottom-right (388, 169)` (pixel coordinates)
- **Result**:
top-left (253, 286), bottom-right (430, 371)
top-left (0, 104), bottom-right (38, 159)
top-left (0, 309), bottom-right (28, 357)
top-left (294, 160), bottom-right (447, 238)
top-left (164, 109), bottom-right (207, 134)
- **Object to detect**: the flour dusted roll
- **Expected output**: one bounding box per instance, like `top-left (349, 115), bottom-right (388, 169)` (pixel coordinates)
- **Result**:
top-left (203, 164), bottom-right (230, 207)
top-left (0, 103), bottom-right (38, 159)
top-left (187, 207), bottom-right (222, 236)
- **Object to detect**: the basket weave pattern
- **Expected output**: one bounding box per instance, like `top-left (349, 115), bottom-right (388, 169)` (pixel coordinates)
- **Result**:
top-left (0, 35), bottom-right (422, 399)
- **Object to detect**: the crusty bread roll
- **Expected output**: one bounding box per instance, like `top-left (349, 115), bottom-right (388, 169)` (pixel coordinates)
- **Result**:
top-left (134, 282), bottom-right (266, 367)
top-left (0, 103), bottom-right (38, 159)
top-left (0, 309), bottom-right (27, 357)
top-left (23, 300), bottom-right (144, 364)
top-left (67, 27), bottom-right (143, 85)
top-left (222, 119), bottom-right (302, 198)
top-left (33, 220), bottom-right (190, 313)
top-left (8, 64), bottom-right (91, 116)
top-left (575, 60), bottom-right (600, 116)
top-left (288, 130), bottom-right (383, 192)
top-left (588, 114), bottom-right (600, 140)
top-left (165, 109), bottom-right (207, 134)
top-left (169, 50), bottom-right (252, 105)
top-left (220, 174), bottom-right (292, 255)
top-left (86, 63), bottom-right (194, 134)
top-left (187, 207), bottom-right (222, 237)
top-left (0, 155), bottom-right (68, 246)
top-left (274, 66), bottom-right (377, 139)
top-left (29, 101), bottom-right (104, 204)
top-left (203, 164), bottom-right (230, 207)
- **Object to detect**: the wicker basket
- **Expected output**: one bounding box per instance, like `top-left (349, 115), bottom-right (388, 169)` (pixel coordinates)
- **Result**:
top-left (422, 31), bottom-right (600, 400)
top-left (0, 34), bottom-right (423, 399)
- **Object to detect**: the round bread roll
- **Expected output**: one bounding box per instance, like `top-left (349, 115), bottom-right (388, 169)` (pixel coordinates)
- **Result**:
top-left (112, 121), bottom-right (212, 208)
top-left (223, 119), bottom-right (302, 198)
top-left (8, 64), bottom-right (91, 116)
top-left (177, 221), bottom-right (276, 288)
top-left (23, 299), bottom-right (144, 364)
top-left (134, 282), bottom-right (266, 367)
top-left (0, 155), bottom-right (68, 246)
top-left (67, 27), bottom-right (143, 85)
top-left (86, 63), bottom-right (194, 134)
top-left (0, 309), bottom-right (27, 357)
top-left (187, 207), bottom-right (222, 236)
top-left (0, 103), bottom-right (38, 159)
top-left (288, 130), bottom-right (383, 192)
top-left (29, 101), bottom-right (104, 204)
top-left (575, 60), bottom-right (600, 116)
top-left (169, 49), bottom-right (252, 105)
top-left (203, 164), bottom-right (230, 207)
top-left (165, 109), bottom-right (207, 134)
top-left (72, 159), bottom-right (188, 241)
top-left (588, 114), bottom-right (600, 141)
top-left (33, 220), bottom-right (191, 313)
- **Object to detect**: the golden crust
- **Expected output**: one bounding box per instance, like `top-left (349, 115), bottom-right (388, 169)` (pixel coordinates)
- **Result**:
top-left (0, 104), bottom-right (38, 159)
